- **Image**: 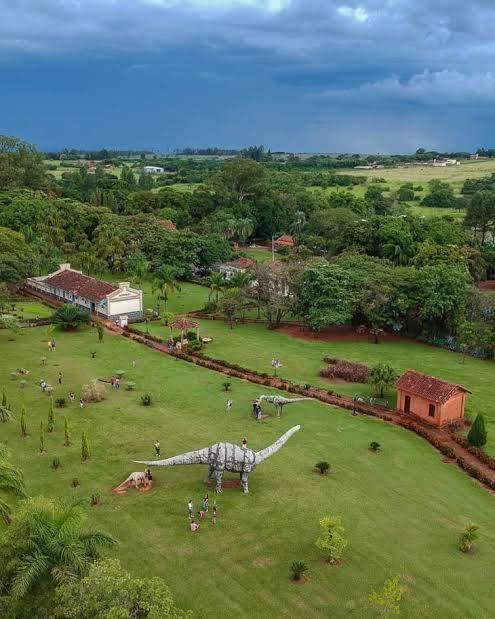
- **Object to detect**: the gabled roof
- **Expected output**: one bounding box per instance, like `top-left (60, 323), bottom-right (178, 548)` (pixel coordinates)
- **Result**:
top-left (396, 370), bottom-right (470, 404)
top-left (170, 317), bottom-right (199, 331)
top-left (274, 234), bottom-right (294, 246)
top-left (228, 257), bottom-right (255, 269)
top-left (44, 270), bottom-right (118, 303)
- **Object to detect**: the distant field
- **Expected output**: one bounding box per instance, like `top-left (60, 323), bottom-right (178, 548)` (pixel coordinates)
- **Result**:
top-left (408, 205), bottom-right (465, 219)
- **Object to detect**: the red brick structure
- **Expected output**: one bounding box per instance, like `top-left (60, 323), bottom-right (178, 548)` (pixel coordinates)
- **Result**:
top-left (274, 234), bottom-right (294, 250)
top-left (396, 370), bottom-right (470, 427)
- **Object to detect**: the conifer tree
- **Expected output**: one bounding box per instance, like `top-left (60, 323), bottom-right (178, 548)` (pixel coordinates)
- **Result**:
top-left (2, 389), bottom-right (7, 408)
top-left (64, 416), bottom-right (71, 447)
top-left (47, 398), bottom-right (55, 433)
top-left (467, 414), bottom-right (487, 447)
top-left (81, 431), bottom-right (90, 461)
top-left (39, 421), bottom-right (45, 453)
top-left (20, 405), bottom-right (27, 437)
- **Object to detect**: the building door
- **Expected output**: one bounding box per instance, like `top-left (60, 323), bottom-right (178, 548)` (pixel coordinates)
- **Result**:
top-left (428, 404), bottom-right (436, 418)
top-left (404, 395), bottom-right (411, 414)
top-left (91, 302), bottom-right (96, 313)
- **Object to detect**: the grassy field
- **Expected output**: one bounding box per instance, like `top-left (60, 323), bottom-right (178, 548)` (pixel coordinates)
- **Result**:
top-left (135, 318), bottom-right (495, 456)
top-left (408, 205), bottom-right (465, 219)
top-left (4, 302), bottom-right (53, 320)
top-left (1, 326), bottom-right (495, 618)
top-left (243, 246), bottom-right (274, 263)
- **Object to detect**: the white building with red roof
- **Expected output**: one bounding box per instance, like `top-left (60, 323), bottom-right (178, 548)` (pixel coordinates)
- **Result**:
top-left (27, 264), bottom-right (143, 322)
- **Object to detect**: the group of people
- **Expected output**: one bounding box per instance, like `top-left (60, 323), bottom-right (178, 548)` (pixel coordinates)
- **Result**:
top-left (188, 494), bottom-right (217, 532)
top-left (109, 377), bottom-right (121, 389)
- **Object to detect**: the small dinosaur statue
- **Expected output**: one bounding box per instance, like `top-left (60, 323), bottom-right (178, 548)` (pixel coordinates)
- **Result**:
top-left (258, 395), bottom-right (311, 417)
top-left (112, 471), bottom-right (150, 494)
top-left (135, 425), bottom-right (300, 494)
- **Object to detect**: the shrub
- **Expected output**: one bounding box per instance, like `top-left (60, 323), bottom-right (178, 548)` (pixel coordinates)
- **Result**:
top-left (140, 393), bottom-right (152, 406)
top-left (0, 404), bottom-right (12, 422)
top-left (90, 493), bottom-right (101, 506)
top-left (47, 398), bottom-right (55, 433)
top-left (188, 340), bottom-right (203, 353)
top-left (222, 381), bottom-right (232, 392)
top-left (459, 523), bottom-right (479, 553)
top-left (290, 561), bottom-right (308, 581)
top-left (55, 397), bottom-right (66, 408)
top-left (124, 381), bottom-right (136, 391)
top-left (52, 456), bottom-right (61, 470)
top-left (90, 350), bottom-right (97, 358)
top-left (52, 304), bottom-right (89, 330)
top-left (186, 330), bottom-right (198, 341)
top-left (81, 431), bottom-right (90, 461)
top-left (467, 414), bottom-right (487, 447)
top-left (320, 359), bottom-right (369, 383)
top-left (71, 477), bottom-right (80, 488)
top-left (315, 516), bottom-right (348, 563)
top-left (369, 441), bottom-right (381, 452)
top-left (82, 379), bottom-right (106, 403)
top-left (20, 405), bottom-right (27, 437)
top-left (368, 576), bottom-right (404, 615)
top-left (114, 370), bottom-right (125, 379)
top-left (315, 461), bottom-right (330, 474)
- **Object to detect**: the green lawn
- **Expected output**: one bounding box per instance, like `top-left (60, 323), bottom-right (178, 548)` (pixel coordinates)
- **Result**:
top-left (135, 319), bottom-right (495, 456)
top-left (243, 246), bottom-right (274, 263)
top-left (1, 326), bottom-right (495, 618)
top-left (5, 302), bottom-right (53, 320)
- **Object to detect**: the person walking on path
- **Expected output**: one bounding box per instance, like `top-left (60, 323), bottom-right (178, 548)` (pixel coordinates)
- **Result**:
top-left (154, 440), bottom-right (161, 457)
top-left (58, 372), bottom-right (62, 385)
top-left (226, 399), bottom-right (233, 413)
top-left (188, 500), bottom-right (194, 519)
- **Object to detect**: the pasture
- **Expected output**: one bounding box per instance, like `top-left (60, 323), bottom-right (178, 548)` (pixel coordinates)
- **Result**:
top-left (1, 325), bottom-right (495, 618)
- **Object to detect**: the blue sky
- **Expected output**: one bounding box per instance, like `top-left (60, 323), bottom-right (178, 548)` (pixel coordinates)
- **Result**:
top-left (2, 0), bottom-right (495, 153)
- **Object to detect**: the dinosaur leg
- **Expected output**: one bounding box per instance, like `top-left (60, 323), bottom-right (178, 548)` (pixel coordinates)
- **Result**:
top-left (241, 472), bottom-right (249, 494)
top-left (204, 466), bottom-right (214, 483)
top-left (214, 469), bottom-right (224, 493)
top-left (277, 404), bottom-right (282, 417)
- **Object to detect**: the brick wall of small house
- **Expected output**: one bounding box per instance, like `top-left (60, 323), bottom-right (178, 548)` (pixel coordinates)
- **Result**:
top-left (438, 392), bottom-right (465, 425)
top-left (397, 390), bottom-right (442, 426)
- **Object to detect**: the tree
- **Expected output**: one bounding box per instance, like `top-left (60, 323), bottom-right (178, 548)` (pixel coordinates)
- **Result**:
top-left (378, 219), bottom-right (415, 266)
top-left (228, 269), bottom-right (253, 290)
top-left (458, 523), bottom-right (479, 553)
top-left (315, 516), bottom-right (348, 563)
top-left (217, 289), bottom-right (246, 329)
top-left (457, 321), bottom-right (493, 363)
top-left (0, 282), bottom-right (10, 313)
top-left (47, 398), bottom-right (55, 433)
top-left (81, 431), bottom-right (90, 461)
top-left (152, 265), bottom-right (181, 314)
top-left (0, 443), bottom-right (26, 524)
top-left (0, 497), bottom-right (115, 601)
top-left (39, 421), bottom-right (45, 453)
top-left (234, 218), bottom-right (255, 243)
top-left (360, 286), bottom-right (390, 343)
top-left (467, 414), bottom-right (487, 447)
top-left (52, 305), bottom-right (90, 330)
top-left (369, 364), bottom-right (398, 398)
top-left (250, 262), bottom-right (299, 328)
top-left (290, 210), bottom-right (306, 240)
top-left (464, 190), bottom-right (495, 244)
top-left (0, 403), bottom-right (12, 422)
top-left (209, 157), bottom-right (267, 203)
top-left (368, 576), bottom-right (405, 615)
top-left (208, 272), bottom-right (226, 303)
top-left (54, 558), bottom-right (191, 619)
top-left (20, 405), bottom-right (27, 437)
top-left (64, 417), bottom-right (71, 447)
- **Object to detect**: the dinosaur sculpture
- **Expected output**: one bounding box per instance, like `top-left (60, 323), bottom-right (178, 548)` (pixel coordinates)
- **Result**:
top-left (112, 471), bottom-right (150, 494)
top-left (258, 395), bottom-right (311, 417)
top-left (135, 425), bottom-right (301, 494)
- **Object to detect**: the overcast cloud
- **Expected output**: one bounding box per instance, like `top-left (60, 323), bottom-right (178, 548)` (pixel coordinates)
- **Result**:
top-left (1, 0), bottom-right (495, 151)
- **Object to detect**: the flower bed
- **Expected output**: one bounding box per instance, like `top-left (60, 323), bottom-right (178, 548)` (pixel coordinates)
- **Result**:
top-left (320, 358), bottom-right (369, 383)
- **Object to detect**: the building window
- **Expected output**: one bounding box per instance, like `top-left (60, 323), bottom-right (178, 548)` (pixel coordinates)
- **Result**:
top-left (428, 404), bottom-right (435, 418)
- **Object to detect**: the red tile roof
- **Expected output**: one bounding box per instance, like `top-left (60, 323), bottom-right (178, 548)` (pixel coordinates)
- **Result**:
top-left (44, 270), bottom-right (118, 303)
top-left (396, 370), bottom-right (470, 404)
top-left (274, 234), bottom-right (294, 247)
top-left (229, 257), bottom-right (255, 269)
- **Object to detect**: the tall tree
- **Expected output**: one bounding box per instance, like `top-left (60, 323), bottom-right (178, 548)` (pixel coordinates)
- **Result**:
top-left (152, 265), bottom-right (181, 314)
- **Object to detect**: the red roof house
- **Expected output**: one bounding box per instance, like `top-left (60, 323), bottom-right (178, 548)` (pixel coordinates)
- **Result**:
top-left (274, 234), bottom-right (294, 250)
top-left (396, 370), bottom-right (470, 427)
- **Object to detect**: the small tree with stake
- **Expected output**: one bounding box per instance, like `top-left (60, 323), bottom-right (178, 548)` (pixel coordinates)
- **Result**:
top-left (81, 431), bottom-right (90, 461)
top-left (315, 516), bottom-right (348, 564)
top-left (47, 398), bottom-right (55, 433)
top-left (467, 414), bottom-right (487, 448)
top-left (20, 405), bottom-right (27, 437)
top-left (458, 523), bottom-right (479, 553)
top-left (96, 321), bottom-right (104, 343)
top-left (369, 576), bottom-right (404, 615)
top-left (64, 416), bottom-right (71, 447)
top-left (39, 421), bottom-right (45, 453)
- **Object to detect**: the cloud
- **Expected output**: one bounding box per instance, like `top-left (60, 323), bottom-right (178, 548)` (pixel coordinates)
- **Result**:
top-left (337, 6), bottom-right (369, 23)
top-left (321, 70), bottom-right (495, 106)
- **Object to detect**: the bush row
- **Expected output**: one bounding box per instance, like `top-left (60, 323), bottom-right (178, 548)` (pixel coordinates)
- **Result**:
top-left (451, 435), bottom-right (495, 471)
top-left (320, 358), bottom-right (369, 383)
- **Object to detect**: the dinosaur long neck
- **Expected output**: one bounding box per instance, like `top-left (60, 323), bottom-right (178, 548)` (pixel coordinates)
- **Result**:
top-left (255, 425), bottom-right (300, 464)
top-left (135, 447), bottom-right (210, 467)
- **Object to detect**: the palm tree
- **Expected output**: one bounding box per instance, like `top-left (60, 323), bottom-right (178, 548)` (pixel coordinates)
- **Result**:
top-left (208, 272), bottom-right (226, 303)
top-left (52, 304), bottom-right (90, 330)
top-left (152, 265), bottom-right (181, 315)
top-left (235, 218), bottom-right (254, 243)
top-left (1, 496), bottom-right (116, 600)
top-left (229, 270), bottom-right (253, 290)
top-left (0, 443), bottom-right (26, 524)
top-left (290, 210), bottom-right (306, 241)
top-left (368, 363), bottom-right (398, 398)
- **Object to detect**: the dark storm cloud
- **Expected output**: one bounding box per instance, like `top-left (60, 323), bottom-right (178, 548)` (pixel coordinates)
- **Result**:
top-left (2, 1), bottom-right (495, 150)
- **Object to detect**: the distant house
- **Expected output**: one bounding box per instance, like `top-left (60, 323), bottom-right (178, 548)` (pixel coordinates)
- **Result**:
top-left (396, 370), bottom-right (470, 427)
top-left (274, 234), bottom-right (294, 250)
top-left (432, 158), bottom-right (459, 167)
top-left (158, 219), bottom-right (177, 232)
top-left (218, 257), bottom-right (255, 281)
top-left (143, 166), bottom-right (164, 174)
top-left (27, 263), bottom-right (143, 323)
top-left (470, 153), bottom-right (488, 160)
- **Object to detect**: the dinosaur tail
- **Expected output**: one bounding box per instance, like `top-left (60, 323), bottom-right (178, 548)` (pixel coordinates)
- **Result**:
top-left (134, 447), bottom-right (210, 467)
top-left (255, 425), bottom-right (301, 464)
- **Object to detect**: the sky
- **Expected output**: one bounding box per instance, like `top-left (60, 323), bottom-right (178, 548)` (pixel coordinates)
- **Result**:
top-left (2, 0), bottom-right (495, 153)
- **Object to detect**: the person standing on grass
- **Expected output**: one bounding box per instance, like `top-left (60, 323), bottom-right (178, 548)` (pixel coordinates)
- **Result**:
top-left (154, 440), bottom-right (161, 457)
top-left (51, 339), bottom-right (56, 351)
top-left (242, 436), bottom-right (248, 450)
top-left (188, 499), bottom-right (194, 519)
top-left (79, 398), bottom-right (84, 409)
top-left (58, 372), bottom-right (62, 385)
top-left (226, 399), bottom-right (233, 413)
top-left (190, 520), bottom-right (199, 532)
top-left (48, 340), bottom-right (52, 353)
top-left (69, 391), bottom-right (75, 403)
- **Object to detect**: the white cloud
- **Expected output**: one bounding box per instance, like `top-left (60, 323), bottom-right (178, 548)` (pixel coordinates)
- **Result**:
top-left (321, 70), bottom-right (495, 106)
top-left (337, 6), bottom-right (369, 23)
